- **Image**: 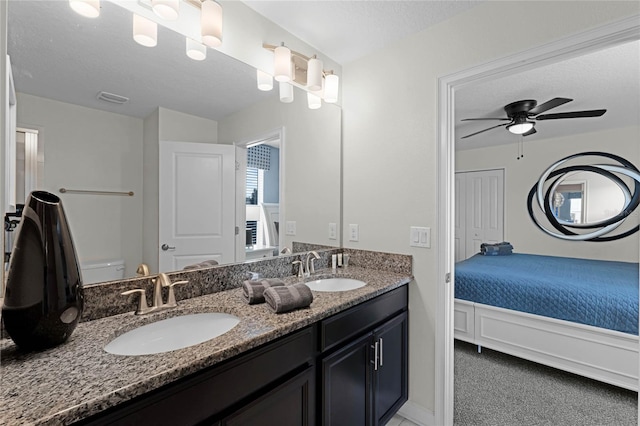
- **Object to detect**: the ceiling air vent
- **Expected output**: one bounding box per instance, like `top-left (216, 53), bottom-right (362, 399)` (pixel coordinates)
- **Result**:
top-left (97, 91), bottom-right (129, 105)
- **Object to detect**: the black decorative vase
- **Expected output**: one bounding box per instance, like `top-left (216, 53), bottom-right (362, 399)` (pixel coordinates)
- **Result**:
top-left (2, 191), bottom-right (84, 350)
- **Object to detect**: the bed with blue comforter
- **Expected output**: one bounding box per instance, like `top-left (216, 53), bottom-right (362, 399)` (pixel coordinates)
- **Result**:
top-left (455, 253), bottom-right (639, 335)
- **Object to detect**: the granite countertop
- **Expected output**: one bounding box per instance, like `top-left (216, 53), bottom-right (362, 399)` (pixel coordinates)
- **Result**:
top-left (0, 267), bottom-right (411, 425)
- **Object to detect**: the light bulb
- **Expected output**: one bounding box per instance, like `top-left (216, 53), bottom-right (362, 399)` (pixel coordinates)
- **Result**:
top-left (324, 74), bottom-right (339, 103)
top-left (274, 45), bottom-right (292, 83)
top-left (257, 70), bottom-right (274, 91)
top-left (69, 0), bottom-right (100, 18)
top-left (307, 92), bottom-right (322, 110)
top-left (186, 38), bottom-right (206, 61)
top-left (201, 0), bottom-right (223, 48)
top-left (307, 57), bottom-right (323, 91)
top-left (507, 121), bottom-right (534, 135)
top-left (279, 82), bottom-right (294, 103)
top-left (152, 0), bottom-right (179, 20)
top-left (133, 14), bottom-right (157, 47)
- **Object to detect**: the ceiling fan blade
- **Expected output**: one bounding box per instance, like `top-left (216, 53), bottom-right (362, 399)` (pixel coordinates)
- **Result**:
top-left (461, 118), bottom-right (510, 121)
top-left (522, 127), bottom-right (537, 137)
top-left (535, 109), bottom-right (607, 120)
top-left (460, 123), bottom-right (509, 139)
top-left (528, 97), bottom-right (573, 115)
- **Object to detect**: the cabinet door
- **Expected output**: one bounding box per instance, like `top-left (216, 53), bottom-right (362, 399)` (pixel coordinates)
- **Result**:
top-left (321, 333), bottom-right (372, 426)
top-left (221, 367), bottom-right (315, 426)
top-left (373, 312), bottom-right (408, 426)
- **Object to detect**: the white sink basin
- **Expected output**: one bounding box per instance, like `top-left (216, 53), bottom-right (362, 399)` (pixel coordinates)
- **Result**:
top-left (305, 278), bottom-right (366, 292)
top-left (104, 313), bottom-right (240, 356)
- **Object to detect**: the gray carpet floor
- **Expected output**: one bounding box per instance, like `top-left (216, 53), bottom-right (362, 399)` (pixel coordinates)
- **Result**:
top-left (454, 341), bottom-right (638, 426)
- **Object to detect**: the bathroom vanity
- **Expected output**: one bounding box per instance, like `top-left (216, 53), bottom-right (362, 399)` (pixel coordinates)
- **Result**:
top-left (0, 260), bottom-right (411, 426)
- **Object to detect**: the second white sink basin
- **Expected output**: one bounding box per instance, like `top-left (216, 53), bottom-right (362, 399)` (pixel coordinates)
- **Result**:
top-left (305, 278), bottom-right (366, 292)
top-left (104, 312), bottom-right (240, 356)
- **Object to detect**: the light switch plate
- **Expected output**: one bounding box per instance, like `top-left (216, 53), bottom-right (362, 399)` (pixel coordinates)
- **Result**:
top-left (286, 221), bottom-right (297, 236)
top-left (410, 226), bottom-right (430, 248)
top-left (329, 223), bottom-right (337, 240)
top-left (349, 224), bottom-right (359, 242)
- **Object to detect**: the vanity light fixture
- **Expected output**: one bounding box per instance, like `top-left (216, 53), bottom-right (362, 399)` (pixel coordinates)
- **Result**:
top-left (133, 14), bottom-right (158, 47)
top-left (279, 82), bottom-right (294, 103)
top-left (257, 70), bottom-right (273, 91)
top-left (186, 38), bottom-right (206, 61)
top-left (201, 0), bottom-right (223, 48)
top-left (507, 117), bottom-right (535, 135)
top-left (262, 43), bottom-right (340, 109)
top-left (69, 0), bottom-right (100, 18)
top-left (151, 0), bottom-right (179, 20)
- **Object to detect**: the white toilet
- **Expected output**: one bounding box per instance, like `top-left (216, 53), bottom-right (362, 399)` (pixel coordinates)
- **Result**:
top-left (81, 260), bottom-right (126, 284)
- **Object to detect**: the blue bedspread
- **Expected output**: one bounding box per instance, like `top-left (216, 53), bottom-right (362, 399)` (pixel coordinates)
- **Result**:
top-left (455, 253), bottom-right (639, 335)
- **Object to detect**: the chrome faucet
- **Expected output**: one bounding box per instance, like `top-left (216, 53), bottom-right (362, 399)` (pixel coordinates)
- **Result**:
top-left (304, 251), bottom-right (321, 277)
top-left (122, 273), bottom-right (188, 315)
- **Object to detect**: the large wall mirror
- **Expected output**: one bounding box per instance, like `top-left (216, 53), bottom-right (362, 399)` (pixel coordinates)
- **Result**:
top-left (5, 0), bottom-right (342, 282)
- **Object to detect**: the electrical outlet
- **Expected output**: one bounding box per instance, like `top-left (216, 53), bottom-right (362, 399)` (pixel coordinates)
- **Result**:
top-left (329, 223), bottom-right (337, 240)
top-left (410, 226), bottom-right (431, 248)
top-left (286, 221), bottom-right (297, 236)
top-left (349, 224), bottom-right (359, 242)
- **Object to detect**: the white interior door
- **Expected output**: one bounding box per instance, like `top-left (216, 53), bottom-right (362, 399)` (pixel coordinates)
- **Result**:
top-left (159, 141), bottom-right (236, 271)
top-left (465, 169), bottom-right (504, 257)
top-left (455, 169), bottom-right (504, 260)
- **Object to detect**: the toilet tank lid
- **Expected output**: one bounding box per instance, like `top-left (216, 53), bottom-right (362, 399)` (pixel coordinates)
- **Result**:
top-left (81, 260), bottom-right (125, 270)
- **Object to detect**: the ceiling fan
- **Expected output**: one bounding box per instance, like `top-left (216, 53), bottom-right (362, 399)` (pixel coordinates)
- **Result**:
top-left (460, 98), bottom-right (606, 139)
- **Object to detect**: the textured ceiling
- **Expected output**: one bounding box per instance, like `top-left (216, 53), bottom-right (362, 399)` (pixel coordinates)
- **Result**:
top-left (8, 0), bottom-right (275, 121)
top-left (455, 39), bottom-right (640, 150)
top-left (242, 0), bottom-right (482, 64)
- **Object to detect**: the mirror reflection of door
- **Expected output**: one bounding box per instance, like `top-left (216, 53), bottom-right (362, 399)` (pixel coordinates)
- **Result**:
top-left (554, 182), bottom-right (585, 224)
top-left (243, 135), bottom-right (282, 261)
top-left (4, 128), bottom-right (42, 273)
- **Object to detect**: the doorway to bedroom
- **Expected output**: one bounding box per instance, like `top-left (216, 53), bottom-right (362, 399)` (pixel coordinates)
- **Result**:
top-left (440, 19), bottom-right (640, 426)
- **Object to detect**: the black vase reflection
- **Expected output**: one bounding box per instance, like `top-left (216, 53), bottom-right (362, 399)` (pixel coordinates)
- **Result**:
top-left (2, 191), bottom-right (84, 350)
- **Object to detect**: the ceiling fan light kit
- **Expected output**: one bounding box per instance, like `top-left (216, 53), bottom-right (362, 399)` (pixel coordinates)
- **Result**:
top-left (461, 97), bottom-right (607, 139)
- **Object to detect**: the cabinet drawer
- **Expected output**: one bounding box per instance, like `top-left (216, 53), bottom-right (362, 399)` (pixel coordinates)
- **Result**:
top-left (319, 285), bottom-right (407, 352)
top-left (80, 326), bottom-right (315, 426)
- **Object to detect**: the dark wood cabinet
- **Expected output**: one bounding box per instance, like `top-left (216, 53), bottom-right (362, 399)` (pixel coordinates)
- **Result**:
top-left (319, 286), bottom-right (408, 426)
top-left (373, 312), bottom-right (408, 425)
top-left (321, 333), bottom-right (372, 425)
top-left (220, 366), bottom-right (315, 426)
top-left (320, 312), bottom-right (408, 426)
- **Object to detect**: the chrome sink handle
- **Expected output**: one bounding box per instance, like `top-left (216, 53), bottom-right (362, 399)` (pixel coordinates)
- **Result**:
top-left (162, 277), bottom-right (189, 307)
top-left (121, 289), bottom-right (153, 315)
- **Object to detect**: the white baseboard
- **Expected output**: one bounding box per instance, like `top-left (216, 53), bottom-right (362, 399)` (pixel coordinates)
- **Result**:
top-left (398, 400), bottom-right (435, 426)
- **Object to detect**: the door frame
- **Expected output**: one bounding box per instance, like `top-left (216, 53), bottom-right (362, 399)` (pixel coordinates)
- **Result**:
top-left (435, 16), bottom-right (640, 425)
top-left (234, 127), bottom-right (286, 261)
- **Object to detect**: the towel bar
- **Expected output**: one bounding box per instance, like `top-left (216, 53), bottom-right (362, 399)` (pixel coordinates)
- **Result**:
top-left (59, 188), bottom-right (134, 196)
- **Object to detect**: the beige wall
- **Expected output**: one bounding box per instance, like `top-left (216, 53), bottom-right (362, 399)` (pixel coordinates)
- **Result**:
top-left (456, 126), bottom-right (640, 263)
top-left (158, 107), bottom-right (218, 143)
top-left (16, 93), bottom-right (144, 278)
top-left (341, 1), bottom-right (640, 420)
top-left (218, 90), bottom-right (342, 250)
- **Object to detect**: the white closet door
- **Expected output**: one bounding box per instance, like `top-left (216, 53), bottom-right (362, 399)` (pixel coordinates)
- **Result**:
top-left (455, 169), bottom-right (505, 261)
top-left (454, 173), bottom-right (466, 262)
